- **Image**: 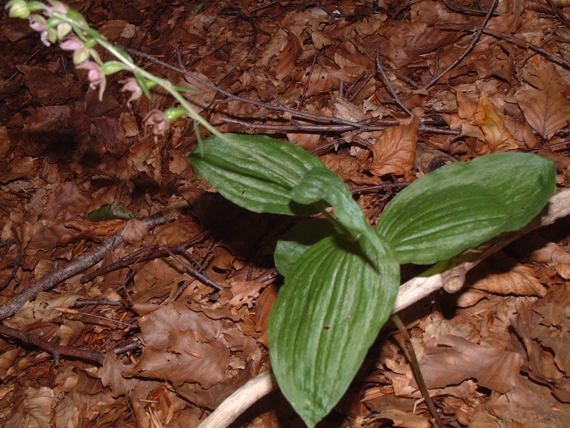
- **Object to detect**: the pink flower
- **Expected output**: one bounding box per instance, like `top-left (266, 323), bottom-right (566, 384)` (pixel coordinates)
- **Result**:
top-left (120, 78), bottom-right (143, 104)
top-left (60, 35), bottom-right (91, 64)
top-left (76, 61), bottom-right (106, 101)
top-left (144, 110), bottom-right (169, 136)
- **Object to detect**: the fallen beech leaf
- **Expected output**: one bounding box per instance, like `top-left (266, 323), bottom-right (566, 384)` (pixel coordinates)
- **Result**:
top-left (530, 242), bottom-right (570, 280)
top-left (301, 64), bottom-right (339, 97)
top-left (469, 95), bottom-right (519, 151)
top-left (516, 55), bottom-right (570, 139)
top-left (121, 218), bottom-right (149, 244)
top-left (21, 387), bottom-right (57, 427)
top-left (367, 116), bottom-right (418, 176)
top-left (100, 354), bottom-right (140, 397)
top-left (275, 30), bottom-right (302, 80)
top-left (468, 251), bottom-right (546, 296)
top-left (228, 279), bottom-right (266, 309)
top-left (420, 334), bottom-right (523, 393)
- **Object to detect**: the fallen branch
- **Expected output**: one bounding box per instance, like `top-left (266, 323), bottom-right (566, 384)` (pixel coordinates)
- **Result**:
top-left (0, 323), bottom-right (105, 365)
top-left (0, 213), bottom-right (166, 322)
top-left (198, 187), bottom-right (570, 428)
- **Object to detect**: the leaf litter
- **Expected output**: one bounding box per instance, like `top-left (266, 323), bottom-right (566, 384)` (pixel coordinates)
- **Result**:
top-left (2, 0), bottom-right (570, 426)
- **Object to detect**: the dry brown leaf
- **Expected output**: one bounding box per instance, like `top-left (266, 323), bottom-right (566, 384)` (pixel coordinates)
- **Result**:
top-left (468, 251), bottom-right (546, 296)
top-left (469, 95), bottom-right (519, 151)
top-left (121, 218), bottom-right (149, 244)
top-left (367, 116), bottom-right (418, 176)
top-left (530, 242), bottom-right (570, 279)
top-left (181, 72), bottom-right (217, 113)
top-left (301, 64), bottom-right (339, 97)
top-left (516, 55), bottom-right (570, 139)
top-left (419, 334), bottom-right (523, 393)
top-left (100, 354), bottom-right (140, 397)
top-left (0, 126), bottom-right (10, 158)
top-left (139, 330), bottom-right (229, 387)
top-left (404, 23), bottom-right (459, 56)
top-left (26, 387), bottom-right (57, 425)
top-left (485, 375), bottom-right (570, 428)
top-left (275, 30), bottom-right (302, 81)
top-left (228, 279), bottom-right (266, 309)
top-left (286, 132), bottom-right (321, 151)
top-left (375, 409), bottom-right (431, 428)
top-left (487, 42), bottom-right (514, 82)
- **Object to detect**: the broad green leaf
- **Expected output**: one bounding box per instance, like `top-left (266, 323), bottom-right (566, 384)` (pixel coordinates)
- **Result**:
top-left (269, 234), bottom-right (399, 427)
top-left (87, 204), bottom-right (133, 221)
top-left (292, 167), bottom-right (387, 252)
top-left (274, 219), bottom-right (338, 277)
top-left (188, 134), bottom-right (326, 216)
top-left (375, 153), bottom-right (556, 264)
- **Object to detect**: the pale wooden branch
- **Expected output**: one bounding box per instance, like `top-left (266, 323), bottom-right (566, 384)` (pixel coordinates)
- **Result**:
top-left (198, 187), bottom-right (570, 428)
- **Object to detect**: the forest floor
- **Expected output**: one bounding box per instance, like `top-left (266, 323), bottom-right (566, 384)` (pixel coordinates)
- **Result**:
top-left (2, 0), bottom-right (570, 426)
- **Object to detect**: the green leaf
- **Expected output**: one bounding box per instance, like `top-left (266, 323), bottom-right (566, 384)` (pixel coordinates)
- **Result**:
top-left (274, 219), bottom-right (338, 277)
top-left (134, 70), bottom-right (151, 99)
top-left (188, 133), bottom-right (326, 216)
top-left (173, 85), bottom-right (200, 93)
top-left (87, 204), bottom-right (133, 221)
top-left (292, 167), bottom-right (387, 253)
top-left (269, 234), bottom-right (399, 427)
top-left (375, 153), bottom-right (556, 264)
top-left (101, 60), bottom-right (127, 75)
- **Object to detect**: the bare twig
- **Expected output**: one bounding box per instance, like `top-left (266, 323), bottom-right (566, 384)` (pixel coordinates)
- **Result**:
top-left (546, 0), bottom-right (570, 28)
top-left (0, 323), bottom-right (105, 365)
top-left (351, 182), bottom-right (410, 194)
top-left (375, 42), bottom-right (415, 117)
top-left (392, 313), bottom-right (443, 428)
top-left (81, 231), bottom-right (207, 283)
top-left (124, 47), bottom-right (460, 136)
top-left (161, 245), bottom-right (226, 291)
top-left (424, 0), bottom-right (497, 89)
top-left (220, 116), bottom-right (460, 135)
top-left (441, 24), bottom-right (570, 70)
top-left (0, 213), bottom-right (166, 322)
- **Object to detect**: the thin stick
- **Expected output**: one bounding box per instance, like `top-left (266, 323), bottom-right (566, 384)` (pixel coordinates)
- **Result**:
top-left (0, 323), bottom-right (105, 365)
top-left (392, 313), bottom-right (443, 427)
top-left (424, 0), bottom-right (497, 89)
top-left (375, 43), bottom-right (415, 117)
top-left (0, 213), bottom-right (166, 321)
top-left (441, 24), bottom-right (570, 70)
top-left (161, 245), bottom-right (226, 291)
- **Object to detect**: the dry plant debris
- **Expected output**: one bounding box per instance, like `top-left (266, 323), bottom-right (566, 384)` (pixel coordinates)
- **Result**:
top-left (2, 0), bottom-right (570, 426)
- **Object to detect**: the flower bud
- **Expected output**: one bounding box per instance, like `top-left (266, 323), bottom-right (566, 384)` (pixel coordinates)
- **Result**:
top-left (6, 0), bottom-right (30, 19)
top-left (164, 107), bottom-right (188, 122)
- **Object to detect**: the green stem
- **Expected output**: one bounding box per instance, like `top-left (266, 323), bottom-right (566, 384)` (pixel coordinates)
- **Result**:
top-left (69, 10), bottom-right (302, 182)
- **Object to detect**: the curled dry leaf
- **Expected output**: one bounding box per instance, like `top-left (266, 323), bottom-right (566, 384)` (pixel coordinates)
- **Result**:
top-left (516, 55), bottom-right (570, 140)
top-left (469, 95), bottom-right (519, 152)
top-left (121, 218), bottom-right (149, 244)
top-left (419, 334), bottom-right (523, 393)
top-left (468, 251), bottom-right (546, 296)
top-left (275, 30), bottom-right (302, 80)
top-left (301, 64), bottom-right (339, 98)
top-left (530, 242), bottom-right (570, 280)
top-left (367, 116), bottom-right (418, 177)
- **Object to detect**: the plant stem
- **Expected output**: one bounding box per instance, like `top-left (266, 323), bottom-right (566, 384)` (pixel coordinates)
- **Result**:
top-left (391, 313), bottom-right (443, 428)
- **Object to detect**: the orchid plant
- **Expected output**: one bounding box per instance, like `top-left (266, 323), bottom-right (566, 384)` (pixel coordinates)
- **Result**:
top-left (6, 2), bottom-right (558, 427)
